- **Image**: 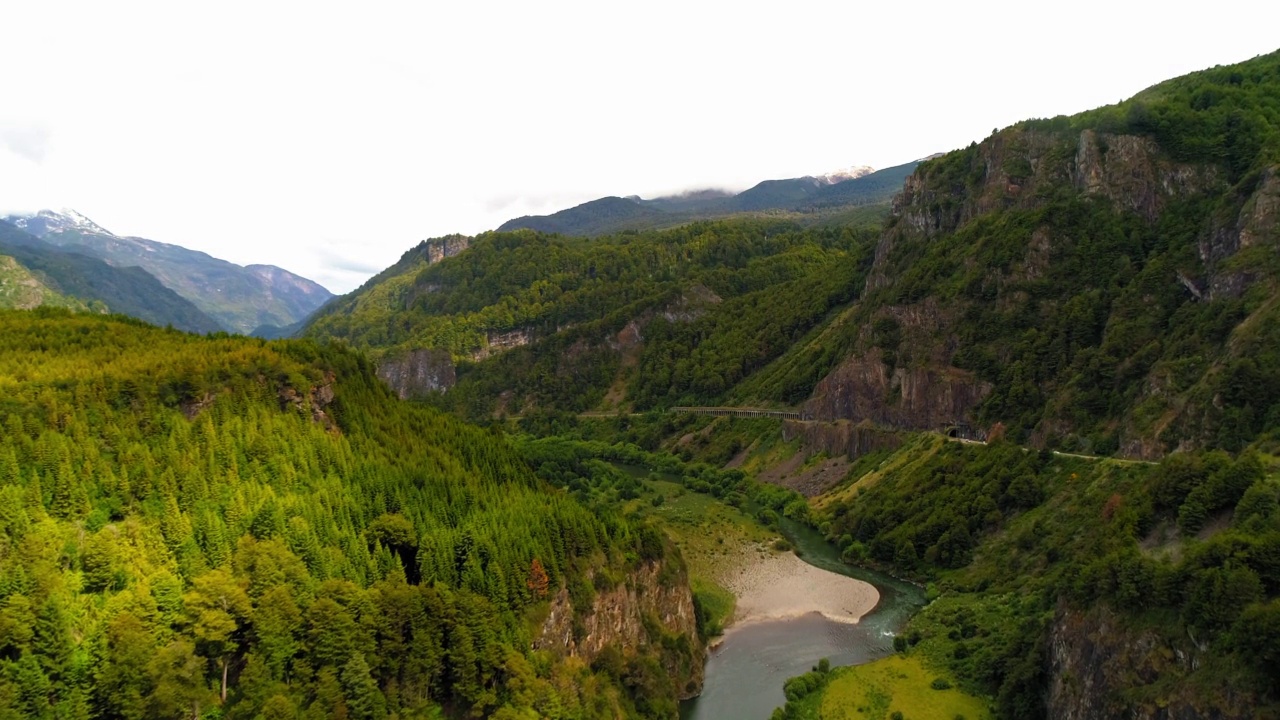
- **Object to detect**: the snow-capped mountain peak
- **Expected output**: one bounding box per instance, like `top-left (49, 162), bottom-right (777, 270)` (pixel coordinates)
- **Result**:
top-left (4, 208), bottom-right (114, 238)
top-left (816, 165), bottom-right (875, 185)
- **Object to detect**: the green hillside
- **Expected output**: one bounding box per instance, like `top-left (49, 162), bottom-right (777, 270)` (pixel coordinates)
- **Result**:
top-left (304, 220), bottom-right (880, 416)
top-left (742, 432), bottom-right (1280, 719)
top-left (0, 310), bottom-right (697, 719)
top-left (0, 255), bottom-right (88, 311)
top-left (570, 404), bottom-right (1280, 718)
top-left (498, 197), bottom-right (669, 236)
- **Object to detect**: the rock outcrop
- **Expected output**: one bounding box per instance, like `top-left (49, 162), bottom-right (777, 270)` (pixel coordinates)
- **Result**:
top-left (275, 371), bottom-right (337, 428)
top-left (804, 350), bottom-right (991, 429)
top-left (534, 561), bottom-right (705, 699)
top-left (661, 283), bottom-right (722, 322)
top-left (1046, 604), bottom-right (1258, 720)
top-left (1201, 166), bottom-right (1280, 300)
top-left (424, 234), bottom-right (470, 264)
top-left (470, 328), bottom-right (533, 361)
top-left (376, 349), bottom-right (456, 399)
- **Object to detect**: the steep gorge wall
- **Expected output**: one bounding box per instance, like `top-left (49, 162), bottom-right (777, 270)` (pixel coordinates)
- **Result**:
top-left (534, 561), bottom-right (705, 699)
top-left (804, 350), bottom-right (991, 428)
top-left (1047, 605), bottom-right (1258, 720)
top-left (802, 296), bottom-right (993, 428)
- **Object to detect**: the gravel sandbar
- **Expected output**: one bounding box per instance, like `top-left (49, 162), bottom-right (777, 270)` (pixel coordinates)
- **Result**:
top-left (720, 544), bottom-right (879, 628)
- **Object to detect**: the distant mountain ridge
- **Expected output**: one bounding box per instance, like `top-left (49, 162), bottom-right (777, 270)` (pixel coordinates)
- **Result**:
top-left (0, 219), bottom-right (224, 332)
top-left (3, 209), bottom-right (333, 334)
top-left (498, 161), bottom-right (921, 236)
top-left (7, 208), bottom-right (111, 237)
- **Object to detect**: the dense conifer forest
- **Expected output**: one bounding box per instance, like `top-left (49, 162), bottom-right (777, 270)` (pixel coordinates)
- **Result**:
top-left (0, 309), bottom-right (693, 719)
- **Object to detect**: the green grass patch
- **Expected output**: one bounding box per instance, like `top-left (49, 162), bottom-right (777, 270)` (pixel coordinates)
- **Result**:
top-left (691, 578), bottom-right (735, 637)
top-left (627, 478), bottom-right (777, 584)
top-left (817, 655), bottom-right (991, 720)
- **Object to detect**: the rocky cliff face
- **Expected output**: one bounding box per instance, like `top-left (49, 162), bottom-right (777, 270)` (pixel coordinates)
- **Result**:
top-left (1202, 166), bottom-right (1280, 300)
top-left (870, 128), bottom-right (1221, 295)
top-left (277, 371), bottom-right (337, 427)
top-left (804, 348), bottom-right (991, 429)
top-left (469, 328), bottom-right (534, 361)
top-left (1046, 605), bottom-right (1257, 720)
top-left (376, 349), bottom-right (456, 399)
top-left (424, 235), bottom-right (470, 264)
top-left (810, 122), bottom-right (1278, 452)
top-left (534, 561), bottom-right (705, 699)
top-left (885, 128), bottom-right (1217, 247)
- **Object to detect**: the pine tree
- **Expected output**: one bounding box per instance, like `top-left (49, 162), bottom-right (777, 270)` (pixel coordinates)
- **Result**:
top-left (340, 653), bottom-right (386, 720)
top-left (13, 653), bottom-right (52, 719)
top-left (254, 586), bottom-right (302, 681)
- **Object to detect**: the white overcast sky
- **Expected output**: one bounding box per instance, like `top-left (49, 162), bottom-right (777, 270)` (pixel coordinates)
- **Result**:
top-left (1, 1), bottom-right (1277, 293)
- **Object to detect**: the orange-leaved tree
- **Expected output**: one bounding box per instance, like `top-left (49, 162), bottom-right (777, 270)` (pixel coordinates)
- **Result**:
top-left (527, 558), bottom-right (550, 599)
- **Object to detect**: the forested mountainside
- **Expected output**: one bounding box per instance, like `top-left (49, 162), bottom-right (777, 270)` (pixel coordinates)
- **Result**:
top-left (820, 433), bottom-right (1280, 718)
top-left (763, 48), bottom-right (1280, 458)
top-left (6, 210), bottom-right (333, 334)
top-left (0, 310), bottom-right (702, 719)
top-left (303, 220), bottom-right (880, 411)
top-left (0, 221), bottom-right (223, 333)
top-left (497, 162), bottom-right (919, 237)
top-left (311, 50), bottom-right (1279, 460)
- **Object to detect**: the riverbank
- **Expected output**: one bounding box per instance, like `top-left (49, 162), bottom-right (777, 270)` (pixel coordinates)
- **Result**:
top-left (719, 542), bottom-right (880, 629)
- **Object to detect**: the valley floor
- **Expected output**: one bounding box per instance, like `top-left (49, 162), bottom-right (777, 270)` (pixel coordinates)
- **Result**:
top-left (626, 476), bottom-right (879, 636)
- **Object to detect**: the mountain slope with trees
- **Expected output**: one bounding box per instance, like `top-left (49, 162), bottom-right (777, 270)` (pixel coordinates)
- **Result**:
top-left (303, 220), bottom-right (881, 415)
top-left (0, 309), bottom-right (700, 719)
top-left (750, 432), bottom-right (1280, 719)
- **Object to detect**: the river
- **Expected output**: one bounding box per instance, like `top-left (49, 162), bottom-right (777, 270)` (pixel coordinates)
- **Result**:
top-left (679, 516), bottom-right (925, 720)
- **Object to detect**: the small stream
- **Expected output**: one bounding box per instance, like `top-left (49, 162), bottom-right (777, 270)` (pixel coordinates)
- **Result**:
top-left (679, 516), bottom-right (925, 720)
